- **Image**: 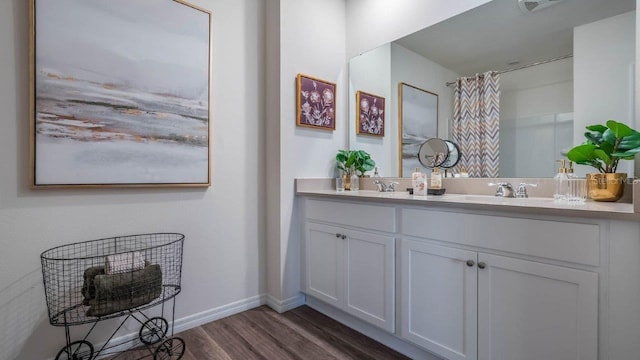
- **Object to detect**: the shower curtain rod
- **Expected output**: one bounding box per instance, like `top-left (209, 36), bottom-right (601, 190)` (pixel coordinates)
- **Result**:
top-left (445, 54), bottom-right (573, 87)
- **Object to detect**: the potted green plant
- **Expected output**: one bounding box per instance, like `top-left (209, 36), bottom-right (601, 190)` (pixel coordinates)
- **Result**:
top-left (335, 150), bottom-right (376, 189)
top-left (567, 120), bottom-right (640, 201)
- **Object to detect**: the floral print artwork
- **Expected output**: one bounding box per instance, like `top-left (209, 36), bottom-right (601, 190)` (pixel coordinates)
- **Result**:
top-left (296, 74), bottom-right (336, 130)
top-left (356, 91), bottom-right (385, 136)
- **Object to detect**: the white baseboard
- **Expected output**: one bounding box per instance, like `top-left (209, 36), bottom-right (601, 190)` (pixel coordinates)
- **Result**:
top-left (172, 294), bottom-right (266, 333)
top-left (264, 293), bottom-right (306, 313)
top-left (305, 296), bottom-right (440, 360)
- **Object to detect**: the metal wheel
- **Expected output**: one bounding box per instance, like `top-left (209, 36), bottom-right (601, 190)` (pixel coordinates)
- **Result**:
top-left (154, 337), bottom-right (186, 360)
top-left (139, 317), bottom-right (169, 345)
top-left (55, 340), bottom-right (94, 360)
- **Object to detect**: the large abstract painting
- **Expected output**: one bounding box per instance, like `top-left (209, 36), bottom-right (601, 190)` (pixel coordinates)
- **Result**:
top-left (30, 0), bottom-right (211, 187)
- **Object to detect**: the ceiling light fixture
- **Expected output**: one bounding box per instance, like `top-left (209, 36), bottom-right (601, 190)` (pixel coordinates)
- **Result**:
top-left (517, 0), bottom-right (567, 13)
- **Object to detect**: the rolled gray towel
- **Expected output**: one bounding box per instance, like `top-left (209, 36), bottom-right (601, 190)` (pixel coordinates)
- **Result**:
top-left (86, 264), bottom-right (162, 317)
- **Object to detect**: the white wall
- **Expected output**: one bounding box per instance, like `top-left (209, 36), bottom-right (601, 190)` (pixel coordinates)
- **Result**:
top-left (0, 0), bottom-right (266, 359)
top-left (266, 0), bottom-right (348, 303)
top-left (268, 0), bottom-right (500, 306)
top-left (345, 0), bottom-right (491, 58)
top-left (349, 44), bottom-right (392, 176)
top-left (501, 82), bottom-right (573, 120)
top-left (500, 58), bottom-right (574, 120)
top-left (574, 11), bottom-right (636, 176)
top-left (499, 59), bottom-right (574, 178)
top-left (636, 1), bottom-right (640, 176)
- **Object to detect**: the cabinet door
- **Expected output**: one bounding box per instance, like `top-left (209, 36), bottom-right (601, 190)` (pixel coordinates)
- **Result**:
top-left (478, 253), bottom-right (598, 360)
top-left (344, 229), bottom-right (395, 332)
top-left (399, 239), bottom-right (478, 360)
top-left (305, 222), bottom-right (345, 307)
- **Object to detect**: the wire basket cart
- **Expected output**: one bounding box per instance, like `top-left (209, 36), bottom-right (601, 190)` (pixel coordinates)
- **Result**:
top-left (40, 233), bottom-right (185, 360)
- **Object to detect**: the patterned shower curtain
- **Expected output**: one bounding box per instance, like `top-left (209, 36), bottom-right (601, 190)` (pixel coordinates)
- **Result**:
top-left (452, 71), bottom-right (500, 177)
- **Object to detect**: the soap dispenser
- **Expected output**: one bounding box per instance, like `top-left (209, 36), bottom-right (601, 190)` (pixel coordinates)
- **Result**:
top-left (412, 167), bottom-right (427, 196)
top-left (554, 160), bottom-right (569, 201)
top-left (566, 161), bottom-right (585, 202)
top-left (430, 167), bottom-right (442, 189)
top-left (350, 170), bottom-right (359, 191)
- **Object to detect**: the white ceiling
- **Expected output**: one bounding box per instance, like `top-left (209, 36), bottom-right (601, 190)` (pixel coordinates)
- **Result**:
top-left (394, 0), bottom-right (636, 77)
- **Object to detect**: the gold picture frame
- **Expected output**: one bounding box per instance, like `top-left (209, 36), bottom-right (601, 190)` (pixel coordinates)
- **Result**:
top-left (296, 73), bottom-right (336, 131)
top-left (398, 82), bottom-right (438, 177)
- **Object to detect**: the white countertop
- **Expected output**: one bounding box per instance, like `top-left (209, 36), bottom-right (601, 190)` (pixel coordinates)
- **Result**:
top-left (296, 188), bottom-right (638, 221)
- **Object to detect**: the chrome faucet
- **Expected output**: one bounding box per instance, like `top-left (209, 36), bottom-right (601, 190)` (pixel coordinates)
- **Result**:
top-left (488, 182), bottom-right (514, 198)
top-left (374, 179), bottom-right (400, 192)
top-left (515, 183), bottom-right (538, 198)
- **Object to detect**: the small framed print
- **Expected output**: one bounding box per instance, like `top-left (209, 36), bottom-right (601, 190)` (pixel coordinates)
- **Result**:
top-left (296, 74), bottom-right (336, 130)
top-left (356, 91), bottom-right (385, 136)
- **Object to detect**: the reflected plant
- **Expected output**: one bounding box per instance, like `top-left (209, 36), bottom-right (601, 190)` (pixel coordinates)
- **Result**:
top-left (336, 149), bottom-right (376, 176)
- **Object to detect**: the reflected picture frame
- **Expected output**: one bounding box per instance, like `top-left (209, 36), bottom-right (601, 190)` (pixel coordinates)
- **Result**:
top-left (30, 0), bottom-right (212, 188)
top-left (356, 90), bottom-right (385, 137)
top-left (398, 82), bottom-right (438, 177)
top-left (296, 74), bottom-right (336, 131)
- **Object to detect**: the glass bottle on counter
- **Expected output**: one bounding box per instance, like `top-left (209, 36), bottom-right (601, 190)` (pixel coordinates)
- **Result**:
top-left (350, 168), bottom-right (359, 191)
top-left (566, 161), bottom-right (586, 203)
top-left (554, 159), bottom-right (569, 201)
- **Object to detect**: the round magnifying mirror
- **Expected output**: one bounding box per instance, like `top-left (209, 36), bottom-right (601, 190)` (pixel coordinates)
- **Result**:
top-left (441, 140), bottom-right (461, 169)
top-left (418, 138), bottom-right (449, 168)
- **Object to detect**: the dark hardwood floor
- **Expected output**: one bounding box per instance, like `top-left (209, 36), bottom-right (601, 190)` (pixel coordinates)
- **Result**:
top-left (110, 305), bottom-right (409, 360)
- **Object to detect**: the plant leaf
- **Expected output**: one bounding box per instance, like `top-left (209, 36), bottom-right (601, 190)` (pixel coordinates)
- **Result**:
top-left (593, 149), bottom-right (610, 165)
top-left (345, 152), bottom-right (356, 168)
top-left (584, 131), bottom-right (604, 145)
top-left (612, 147), bottom-right (640, 157)
top-left (607, 120), bottom-right (633, 138)
top-left (362, 158), bottom-right (375, 171)
top-left (586, 124), bottom-right (607, 133)
top-left (617, 130), bottom-right (640, 150)
top-left (567, 144), bottom-right (596, 163)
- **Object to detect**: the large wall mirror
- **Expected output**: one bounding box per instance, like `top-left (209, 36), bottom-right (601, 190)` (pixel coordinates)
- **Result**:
top-left (348, 0), bottom-right (637, 178)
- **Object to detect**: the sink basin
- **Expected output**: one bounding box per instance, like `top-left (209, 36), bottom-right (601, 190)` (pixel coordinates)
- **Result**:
top-left (377, 191), bottom-right (412, 198)
top-left (349, 190), bottom-right (411, 198)
top-left (451, 194), bottom-right (553, 205)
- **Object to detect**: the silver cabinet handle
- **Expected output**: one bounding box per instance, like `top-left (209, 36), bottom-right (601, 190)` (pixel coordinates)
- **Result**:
top-left (341, 234), bottom-right (347, 239)
top-left (466, 260), bottom-right (475, 267)
top-left (478, 262), bottom-right (486, 269)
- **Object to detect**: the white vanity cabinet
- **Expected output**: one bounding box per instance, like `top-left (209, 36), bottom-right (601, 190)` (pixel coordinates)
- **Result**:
top-left (399, 239), bottom-right (598, 360)
top-left (477, 253), bottom-right (597, 360)
top-left (302, 199), bottom-right (396, 332)
top-left (399, 208), bottom-right (599, 360)
top-left (399, 239), bottom-right (478, 360)
top-left (298, 190), bottom-right (640, 360)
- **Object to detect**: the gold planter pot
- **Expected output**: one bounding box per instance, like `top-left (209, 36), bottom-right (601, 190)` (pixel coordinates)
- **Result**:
top-left (343, 174), bottom-right (351, 191)
top-left (586, 173), bottom-right (627, 202)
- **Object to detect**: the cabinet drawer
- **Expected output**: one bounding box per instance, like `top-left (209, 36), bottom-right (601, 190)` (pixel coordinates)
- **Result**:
top-left (305, 199), bottom-right (396, 232)
top-left (400, 208), bottom-right (600, 266)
